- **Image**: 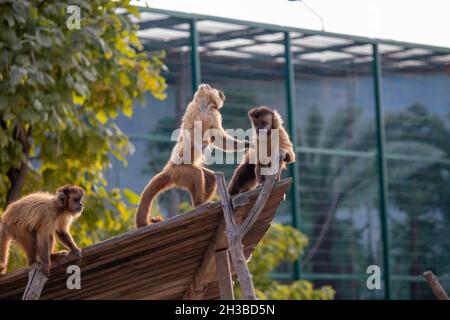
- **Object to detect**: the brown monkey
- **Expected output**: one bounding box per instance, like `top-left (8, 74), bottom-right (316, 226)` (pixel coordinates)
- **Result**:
top-left (228, 106), bottom-right (295, 195)
top-left (135, 84), bottom-right (249, 228)
top-left (0, 185), bottom-right (84, 276)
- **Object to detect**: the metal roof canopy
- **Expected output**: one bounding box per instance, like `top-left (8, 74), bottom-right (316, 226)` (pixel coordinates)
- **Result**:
top-left (135, 8), bottom-right (450, 76)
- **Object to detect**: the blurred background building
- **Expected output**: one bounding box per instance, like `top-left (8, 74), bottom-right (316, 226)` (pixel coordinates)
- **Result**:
top-left (107, 8), bottom-right (450, 299)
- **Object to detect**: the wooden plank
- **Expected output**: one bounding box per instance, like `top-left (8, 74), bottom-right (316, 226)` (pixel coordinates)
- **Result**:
top-left (215, 250), bottom-right (234, 300)
top-left (42, 235), bottom-right (212, 299)
top-left (22, 267), bottom-right (48, 300)
top-left (45, 253), bottom-right (202, 300)
top-left (236, 174), bottom-right (277, 238)
top-left (423, 271), bottom-right (450, 300)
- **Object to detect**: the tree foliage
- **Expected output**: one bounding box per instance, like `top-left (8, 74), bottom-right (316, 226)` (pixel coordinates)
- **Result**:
top-left (0, 0), bottom-right (166, 271)
top-left (247, 223), bottom-right (335, 300)
top-left (0, 2), bottom-right (336, 302)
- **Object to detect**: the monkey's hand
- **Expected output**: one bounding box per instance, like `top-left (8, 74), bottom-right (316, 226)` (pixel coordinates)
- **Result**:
top-left (0, 264), bottom-right (6, 276)
top-left (71, 248), bottom-right (82, 261)
top-left (198, 201), bottom-right (215, 209)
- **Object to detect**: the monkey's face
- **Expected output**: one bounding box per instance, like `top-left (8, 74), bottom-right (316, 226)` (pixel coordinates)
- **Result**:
top-left (248, 107), bottom-right (274, 132)
top-left (57, 185), bottom-right (85, 215)
top-left (193, 84), bottom-right (226, 111)
top-left (68, 191), bottom-right (84, 214)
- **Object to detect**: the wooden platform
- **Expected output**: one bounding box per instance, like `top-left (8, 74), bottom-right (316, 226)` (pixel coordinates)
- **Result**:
top-left (0, 178), bottom-right (291, 300)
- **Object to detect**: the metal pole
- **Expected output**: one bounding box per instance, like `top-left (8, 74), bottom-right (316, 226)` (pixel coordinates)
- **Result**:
top-left (189, 19), bottom-right (201, 94)
top-left (372, 43), bottom-right (391, 300)
top-left (284, 32), bottom-right (302, 280)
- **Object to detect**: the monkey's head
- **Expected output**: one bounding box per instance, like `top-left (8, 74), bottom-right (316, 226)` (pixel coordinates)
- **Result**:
top-left (56, 185), bottom-right (85, 215)
top-left (193, 83), bottom-right (226, 111)
top-left (248, 106), bottom-right (283, 132)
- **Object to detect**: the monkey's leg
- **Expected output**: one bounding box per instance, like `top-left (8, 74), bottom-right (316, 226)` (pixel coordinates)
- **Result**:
top-left (36, 233), bottom-right (52, 276)
top-left (0, 228), bottom-right (12, 274)
top-left (174, 165), bottom-right (207, 207)
top-left (228, 163), bottom-right (257, 196)
top-left (17, 232), bottom-right (38, 267)
top-left (202, 167), bottom-right (217, 201)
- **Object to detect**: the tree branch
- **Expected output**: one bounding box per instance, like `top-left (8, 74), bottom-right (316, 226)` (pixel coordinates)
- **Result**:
top-left (5, 125), bottom-right (32, 208)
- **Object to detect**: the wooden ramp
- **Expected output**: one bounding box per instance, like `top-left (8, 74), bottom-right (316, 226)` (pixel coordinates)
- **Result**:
top-left (0, 178), bottom-right (291, 300)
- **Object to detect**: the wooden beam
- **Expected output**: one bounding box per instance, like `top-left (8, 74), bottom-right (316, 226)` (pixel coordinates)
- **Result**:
top-left (232, 193), bottom-right (250, 208)
top-left (423, 271), bottom-right (450, 300)
top-left (215, 249), bottom-right (234, 300)
top-left (22, 267), bottom-right (48, 300)
top-left (215, 172), bottom-right (256, 300)
top-left (236, 174), bottom-right (277, 238)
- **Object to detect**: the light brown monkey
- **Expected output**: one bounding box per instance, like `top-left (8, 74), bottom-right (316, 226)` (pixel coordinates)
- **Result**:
top-left (0, 185), bottom-right (84, 276)
top-left (135, 84), bottom-right (249, 228)
top-left (228, 106), bottom-right (295, 195)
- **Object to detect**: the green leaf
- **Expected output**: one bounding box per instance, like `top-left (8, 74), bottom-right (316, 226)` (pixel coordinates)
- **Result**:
top-left (123, 188), bottom-right (140, 205)
top-left (95, 110), bottom-right (108, 124)
top-left (123, 103), bottom-right (133, 118)
top-left (33, 99), bottom-right (42, 110)
top-left (36, 29), bottom-right (52, 48)
top-left (10, 66), bottom-right (27, 86)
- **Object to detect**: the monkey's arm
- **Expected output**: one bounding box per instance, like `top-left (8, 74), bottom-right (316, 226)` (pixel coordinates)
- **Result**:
top-left (56, 229), bottom-right (81, 257)
top-left (208, 128), bottom-right (252, 152)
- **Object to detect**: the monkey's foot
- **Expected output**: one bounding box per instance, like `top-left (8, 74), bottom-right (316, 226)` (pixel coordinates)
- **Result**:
top-left (198, 201), bottom-right (215, 209)
top-left (0, 264), bottom-right (6, 276)
top-left (150, 216), bottom-right (164, 223)
top-left (70, 248), bottom-right (83, 261)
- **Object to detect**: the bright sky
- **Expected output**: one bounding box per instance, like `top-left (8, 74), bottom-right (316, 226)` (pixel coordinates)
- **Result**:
top-left (145, 0), bottom-right (450, 48)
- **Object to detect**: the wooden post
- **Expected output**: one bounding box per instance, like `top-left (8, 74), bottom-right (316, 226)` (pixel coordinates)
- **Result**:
top-left (215, 249), bottom-right (234, 300)
top-left (215, 172), bottom-right (256, 300)
top-left (214, 157), bottom-right (282, 300)
top-left (423, 271), bottom-right (450, 300)
top-left (22, 266), bottom-right (48, 300)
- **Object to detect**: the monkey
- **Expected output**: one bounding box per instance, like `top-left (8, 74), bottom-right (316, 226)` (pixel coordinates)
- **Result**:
top-left (135, 84), bottom-right (250, 228)
top-left (228, 106), bottom-right (296, 195)
top-left (0, 184), bottom-right (85, 276)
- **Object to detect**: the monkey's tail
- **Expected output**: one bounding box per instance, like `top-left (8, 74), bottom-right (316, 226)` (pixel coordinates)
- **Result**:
top-left (0, 221), bottom-right (11, 274)
top-left (135, 170), bottom-right (172, 228)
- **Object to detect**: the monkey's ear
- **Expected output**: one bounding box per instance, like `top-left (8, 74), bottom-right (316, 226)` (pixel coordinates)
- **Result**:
top-left (272, 110), bottom-right (284, 128)
top-left (218, 90), bottom-right (226, 102)
top-left (56, 184), bottom-right (71, 206)
top-left (57, 192), bottom-right (66, 207)
top-left (248, 107), bottom-right (260, 119)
